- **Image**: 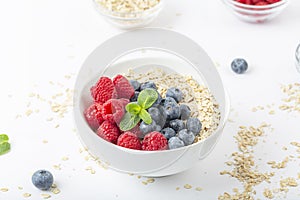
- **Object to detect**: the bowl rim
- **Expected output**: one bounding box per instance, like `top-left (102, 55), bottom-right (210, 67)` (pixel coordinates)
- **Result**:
top-left (93, 0), bottom-right (165, 20)
top-left (226, 0), bottom-right (287, 9)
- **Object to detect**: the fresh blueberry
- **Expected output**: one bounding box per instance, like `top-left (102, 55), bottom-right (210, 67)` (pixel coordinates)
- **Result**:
top-left (180, 104), bottom-right (191, 120)
top-left (166, 87), bottom-right (183, 102)
top-left (169, 119), bottom-right (185, 132)
top-left (231, 58), bottom-right (248, 74)
top-left (164, 101), bottom-right (181, 120)
top-left (148, 107), bottom-right (162, 124)
top-left (160, 97), bottom-right (177, 106)
top-left (139, 120), bottom-right (161, 137)
top-left (129, 80), bottom-right (141, 91)
top-left (152, 91), bottom-right (162, 106)
top-left (168, 137), bottom-right (185, 149)
top-left (140, 81), bottom-right (157, 90)
top-left (156, 104), bottom-right (167, 127)
top-left (178, 129), bottom-right (195, 146)
top-left (161, 127), bottom-right (176, 139)
top-left (32, 170), bottom-right (54, 190)
top-left (187, 117), bottom-right (202, 135)
top-left (130, 91), bottom-right (139, 102)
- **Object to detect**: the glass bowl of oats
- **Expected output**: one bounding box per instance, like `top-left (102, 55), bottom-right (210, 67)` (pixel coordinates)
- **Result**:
top-left (73, 28), bottom-right (230, 177)
top-left (93, 0), bottom-right (164, 29)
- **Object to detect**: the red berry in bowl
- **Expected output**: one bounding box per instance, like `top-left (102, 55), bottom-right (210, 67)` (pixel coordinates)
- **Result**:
top-left (113, 75), bottom-right (135, 99)
top-left (117, 132), bottom-right (142, 150)
top-left (97, 121), bottom-right (120, 144)
top-left (84, 103), bottom-right (104, 130)
top-left (90, 77), bottom-right (117, 104)
top-left (142, 132), bottom-right (168, 151)
top-left (101, 99), bottom-right (126, 124)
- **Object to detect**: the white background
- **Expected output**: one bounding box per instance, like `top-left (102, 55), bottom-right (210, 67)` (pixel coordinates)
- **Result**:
top-left (1, 0), bottom-right (300, 199)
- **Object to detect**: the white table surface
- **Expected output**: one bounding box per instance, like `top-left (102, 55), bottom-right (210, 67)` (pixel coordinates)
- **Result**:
top-left (1, 0), bottom-right (300, 199)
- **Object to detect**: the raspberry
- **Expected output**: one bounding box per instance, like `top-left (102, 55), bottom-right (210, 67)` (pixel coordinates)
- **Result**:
top-left (142, 132), bottom-right (168, 151)
top-left (265, 0), bottom-right (280, 4)
top-left (128, 123), bottom-right (143, 138)
top-left (101, 99), bottom-right (125, 124)
top-left (97, 121), bottom-right (120, 144)
top-left (117, 132), bottom-right (142, 150)
top-left (118, 98), bottom-right (130, 108)
top-left (255, 1), bottom-right (268, 5)
top-left (113, 75), bottom-right (135, 99)
top-left (90, 77), bottom-right (117, 103)
top-left (84, 103), bottom-right (104, 130)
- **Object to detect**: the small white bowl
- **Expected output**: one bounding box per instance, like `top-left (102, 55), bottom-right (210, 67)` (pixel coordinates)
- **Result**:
top-left (222, 0), bottom-right (289, 23)
top-left (93, 0), bottom-right (164, 29)
top-left (73, 28), bottom-right (230, 177)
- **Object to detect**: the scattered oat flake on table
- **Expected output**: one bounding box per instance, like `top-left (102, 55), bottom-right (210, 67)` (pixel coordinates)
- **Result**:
top-left (195, 187), bottom-right (203, 191)
top-left (23, 193), bottom-right (31, 198)
top-left (279, 83), bottom-right (300, 113)
top-left (0, 188), bottom-right (9, 192)
top-left (184, 184), bottom-right (192, 189)
top-left (219, 124), bottom-right (274, 200)
top-left (51, 187), bottom-right (60, 195)
top-left (267, 157), bottom-right (289, 169)
top-left (41, 193), bottom-right (51, 199)
top-left (263, 188), bottom-right (274, 199)
top-left (61, 156), bottom-right (69, 161)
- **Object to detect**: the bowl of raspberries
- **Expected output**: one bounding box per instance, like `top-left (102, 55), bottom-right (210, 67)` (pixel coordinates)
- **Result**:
top-left (73, 28), bottom-right (229, 177)
top-left (222, 0), bottom-right (289, 23)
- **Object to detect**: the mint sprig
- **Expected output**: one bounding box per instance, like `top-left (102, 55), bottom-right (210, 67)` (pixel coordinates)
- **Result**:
top-left (119, 88), bottom-right (158, 131)
top-left (0, 134), bottom-right (10, 156)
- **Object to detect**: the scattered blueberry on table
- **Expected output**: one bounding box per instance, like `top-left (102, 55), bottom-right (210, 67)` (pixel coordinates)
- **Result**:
top-left (32, 170), bottom-right (54, 190)
top-left (231, 58), bottom-right (248, 74)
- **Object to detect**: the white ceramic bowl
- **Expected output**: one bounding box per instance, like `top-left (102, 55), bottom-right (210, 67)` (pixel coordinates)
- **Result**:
top-left (93, 0), bottom-right (164, 29)
top-left (222, 0), bottom-right (289, 23)
top-left (73, 28), bottom-right (230, 177)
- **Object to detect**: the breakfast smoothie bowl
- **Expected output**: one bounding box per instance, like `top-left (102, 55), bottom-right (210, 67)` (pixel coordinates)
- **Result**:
top-left (73, 28), bottom-right (229, 177)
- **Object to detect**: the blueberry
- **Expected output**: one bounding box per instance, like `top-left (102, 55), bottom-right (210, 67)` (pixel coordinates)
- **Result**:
top-left (148, 107), bottom-right (162, 124)
top-left (155, 104), bottom-right (167, 127)
top-left (168, 137), bottom-right (185, 149)
top-left (152, 91), bottom-right (162, 106)
top-left (166, 87), bottom-right (183, 102)
top-left (180, 104), bottom-right (191, 120)
top-left (231, 58), bottom-right (248, 74)
top-left (164, 102), bottom-right (181, 120)
top-left (139, 120), bottom-right (161, 137)
top-left (160, 97), bottom-right (177, 106)
top-left (130, 91), bottom-right (139, 102)
top-left (32, 170), bottom-right (54, 190)
top-left (169, 119), bottom-right (185, 132)
top-left (161, 127), bottom-right (176, 139)
top-left (178, 129), bottom-right (195, 146)
top-left (140, 81), bottom-right (157, 90)
top-left (187, 117), bottom-right (202, 135)
top-left (129, 80), bottom-right (141, 91)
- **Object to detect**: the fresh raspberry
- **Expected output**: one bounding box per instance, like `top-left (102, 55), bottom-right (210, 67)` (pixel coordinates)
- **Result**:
top-left (265, 0), bottom-right (280, 4)
top-left (90, 77), bottom-right (117, 103)
top-left (113, 75), bottom-right (135, 99)
top-left (101, 99), bottom-right (125, 124)
top-left (118, 98), bottom-right (130, 108)
top-left (142, 132), bottom-right (168, 151)
top-left (251, 0), bottom-right (261, 4)
top-left (128, 123), bottom-right (143, 138)
top-left (255, 1), bottom-right (268, 5)
top-left (235, 0), bottom-right (247, 3)
top-left (245, 0), bottom-right (252, 5)
top-left (84, 103), bottom-right (104, 130)
top-left (97, 121), bottom-right (120, 144)
top-left (117, 132), bottom-right (142, 150)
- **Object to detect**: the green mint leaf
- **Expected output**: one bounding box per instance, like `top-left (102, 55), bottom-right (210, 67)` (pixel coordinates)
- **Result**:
top-left (119, 112), bottom-right (141, 131)
top-left (139, 109), bottom-right (152, 125)
top-left (0, 142), bottom-right (10, 155)
top-left (125, 102), bottom-right (141, 115)
top-left (0, 134), bottom-right (9, 144)
top-left (137, 88), bottom-right (158, 109)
